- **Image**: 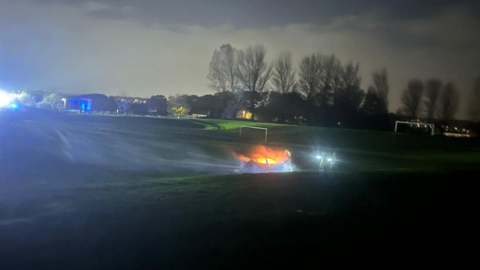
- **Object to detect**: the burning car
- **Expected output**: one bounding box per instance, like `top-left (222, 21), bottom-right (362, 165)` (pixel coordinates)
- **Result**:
top-left (235, 145), bottom-right (294, 173)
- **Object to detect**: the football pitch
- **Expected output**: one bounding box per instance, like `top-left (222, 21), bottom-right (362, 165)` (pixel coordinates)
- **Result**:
top-left (1, 111), bottom-right (479, 269)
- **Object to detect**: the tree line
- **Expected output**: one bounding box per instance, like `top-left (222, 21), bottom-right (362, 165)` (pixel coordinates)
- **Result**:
top-left (206, 43), bottom-right (390, 129)
top-left (204, 43), bottom-right (480, 128)
top-left (398, 77), bottom-right (480, 125)
top-left (13, 43), bottom-right (480, 131)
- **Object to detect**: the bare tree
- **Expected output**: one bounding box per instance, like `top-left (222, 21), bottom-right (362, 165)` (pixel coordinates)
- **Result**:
top-left (297, 53), bottom-right (323, 102)
top-left (318, 54), bottom-right (341, 107)
top-left (369, 69), bottom-right (389, 111)
top-left (438, 82), bottom-right (460, 123)
top-left (237, 45), bottom-right (272, 93)
top-left (363, 88), bottom-right (384, 115)
top-left (423, 79), bottom-right (442, 122)
top-left (207, 44), bottom-right (238, 92)
top-left (469, 77), bottom-right (480, 122)
top-left (326, 62), bottom-right (365, 126)
top-left (236, 44), bottom-right (272, 120)
top-left (400, 79), bottom-right (424, 120)
top-left (272, 51), bottom-right (296, 95)
top-left (335, 62), bottom-right (365, 111)
top-left (208, 48), bottom-right (227, 92)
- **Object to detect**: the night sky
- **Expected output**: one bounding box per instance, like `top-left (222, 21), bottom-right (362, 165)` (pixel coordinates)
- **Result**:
top-left (1, 0), bottom-right (479, 118)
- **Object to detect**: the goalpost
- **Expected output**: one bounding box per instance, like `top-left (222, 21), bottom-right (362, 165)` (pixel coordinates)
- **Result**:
top-left (239, 126), bottom-right (268, 142)
top-left (395, 121), bottom-right (435, 136)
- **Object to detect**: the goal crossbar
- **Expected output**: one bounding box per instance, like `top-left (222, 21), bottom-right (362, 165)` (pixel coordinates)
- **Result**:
top-left (395, 121), bottom-right (435, 136)
top-left (239, 126), bottom-right (268, 142)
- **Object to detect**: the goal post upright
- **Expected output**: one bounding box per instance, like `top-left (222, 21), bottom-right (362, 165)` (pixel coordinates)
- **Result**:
top-left (239, 126), bottom-right (268, 142)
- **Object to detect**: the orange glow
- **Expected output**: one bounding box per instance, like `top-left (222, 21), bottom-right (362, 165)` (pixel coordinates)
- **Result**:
top-left (255, 157), bottom-right (278, 165)
top-left (235, 145), bottom-right (290, 165)
top-left (235, 154), bottom-right (251, 162)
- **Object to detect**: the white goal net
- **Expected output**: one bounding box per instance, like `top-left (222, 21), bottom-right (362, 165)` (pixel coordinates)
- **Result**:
top-left (239, 126), bottom-right (268, 142)
top-left (395, 121), bottom-right (435, 136)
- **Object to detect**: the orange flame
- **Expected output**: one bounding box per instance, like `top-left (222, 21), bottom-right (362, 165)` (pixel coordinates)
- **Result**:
top-left (235, 145), bottom-right (290, 165)
top-left (235, 154), bottom-right (251, 162)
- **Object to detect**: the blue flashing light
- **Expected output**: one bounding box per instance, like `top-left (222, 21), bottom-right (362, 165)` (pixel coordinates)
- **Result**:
top-left (9, 103), bottom-right (18, 109)
top-left (81, 103), bottom-right (85, 110)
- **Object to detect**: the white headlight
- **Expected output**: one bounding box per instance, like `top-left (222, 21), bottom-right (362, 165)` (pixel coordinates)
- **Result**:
top-left (316, 155), bottom-right (322, 160)
top-left (327, 158), bottom-right (332, 162)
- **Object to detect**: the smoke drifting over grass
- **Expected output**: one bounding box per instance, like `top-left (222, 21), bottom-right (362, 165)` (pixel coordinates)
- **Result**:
top-left (0, 111), bottom-right (239, 185)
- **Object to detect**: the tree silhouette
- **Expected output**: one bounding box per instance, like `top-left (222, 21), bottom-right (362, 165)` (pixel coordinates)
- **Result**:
top-left (469, 77), bottom-right (480, 122)
top-left (298, 53), bottom-right (323, 102)
top-left (236, 44), bottom-right (272, 120)
top-left (318, 54), bottom-right (341, 107)
top-left (400, 79), bottom-right (424, 120)
top-left (207, 44), bottom-right (238, 92)
top-left (272, 51), bottom-right (296, 95)
top-left (438, 82), bottom-right (460, 123)
top-left (363, 89), bottom-right (386, 115)
top-left (334, 62), bottom-right (365, 125)
top-left (369, 69), bottom-right (389, 112)
top-left (148, 95), bottom-right (167, 116)
top-left (424, 79), bottom-right (442, 122)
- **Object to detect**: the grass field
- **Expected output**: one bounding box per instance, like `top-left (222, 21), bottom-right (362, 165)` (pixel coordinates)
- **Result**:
top-left (1, 110), bottom-right (479, 269)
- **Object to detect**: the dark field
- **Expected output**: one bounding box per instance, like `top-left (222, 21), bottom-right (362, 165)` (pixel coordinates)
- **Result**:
top-left (1, 110), bottom-right (479, 269)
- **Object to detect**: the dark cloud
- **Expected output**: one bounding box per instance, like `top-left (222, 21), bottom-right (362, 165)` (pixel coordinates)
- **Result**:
top-left (30, 0), bottom-right (480, 28)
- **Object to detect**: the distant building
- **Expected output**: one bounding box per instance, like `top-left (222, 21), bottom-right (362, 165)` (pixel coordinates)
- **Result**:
top-left (112, 96), bottom-right (147, 104)
top-left (189, 109), bottom-right (209, 118)
top-left (441, 125), bottom-right (474, 138)
top-left (236, 108), bottom-right (252, 120)
top-left (61, 97), bottom-right (92, 113)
